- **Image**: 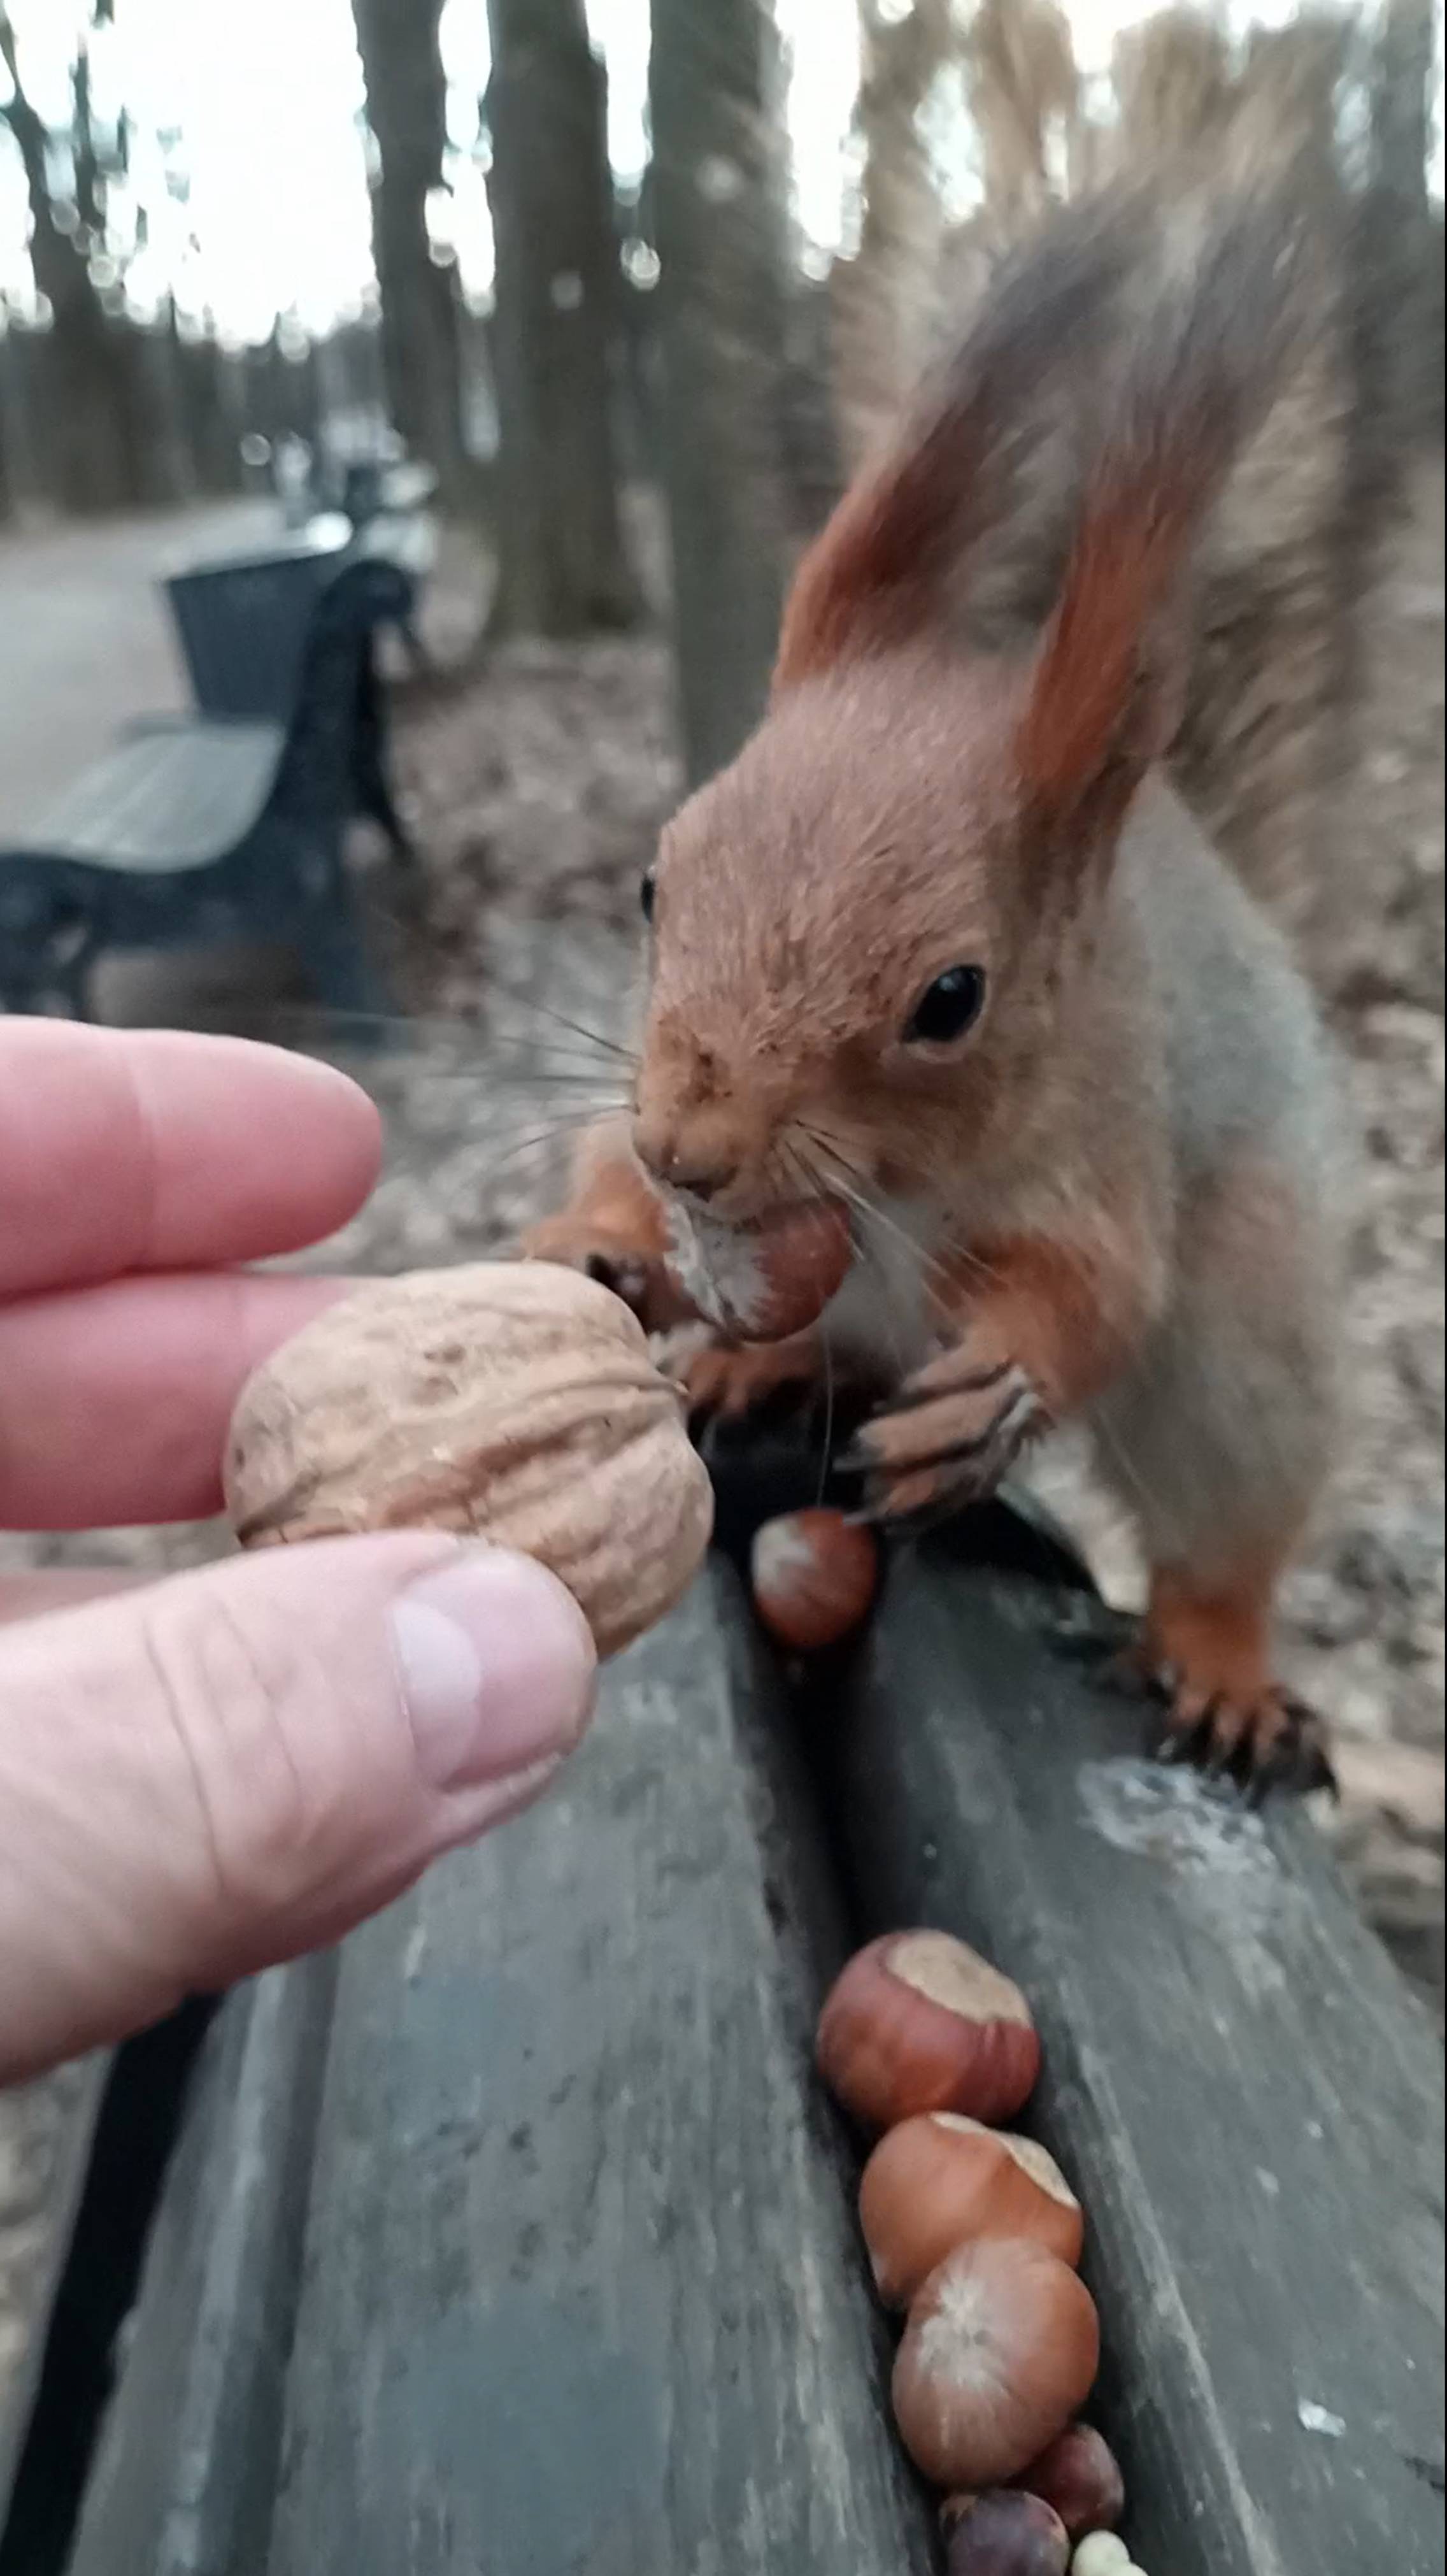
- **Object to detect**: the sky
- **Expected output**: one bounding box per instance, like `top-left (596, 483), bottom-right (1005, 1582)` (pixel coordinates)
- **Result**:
top-left (0, 0), bottom-right (1437, 343)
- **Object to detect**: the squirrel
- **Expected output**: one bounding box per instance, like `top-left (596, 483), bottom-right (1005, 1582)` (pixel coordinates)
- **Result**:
top-left (522, 189), bottom-right (1345, 1796)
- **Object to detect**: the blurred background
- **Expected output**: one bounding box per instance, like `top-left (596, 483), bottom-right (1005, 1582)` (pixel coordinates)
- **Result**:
top-left (0, 1), bottom-right (1442, 2005)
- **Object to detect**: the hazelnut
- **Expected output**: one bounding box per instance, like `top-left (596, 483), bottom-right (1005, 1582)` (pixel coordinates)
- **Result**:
top-left (750, 1509), bottom-right (880, 1652)
top-left (664, 1197), bottom-right (852, 1342)
top-left (1070, 2540), bottom-right (1132, 2575)
top-left (1013, 2426), bottom-right (1124, 2538)
top-left (945, 2492), bottom-right (1071, 2575)
top-left (892, 2237), bottom-right (1100, 2488)
top-left (816, 1931), bottom-right (1041, 2134)
top-left (224, 1262), bottom-right (714, 1657)
top-left (860, 2115), bottom-right (1083, 2307)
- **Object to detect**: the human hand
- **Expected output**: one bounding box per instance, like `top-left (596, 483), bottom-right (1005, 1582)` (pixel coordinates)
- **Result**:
top-left (0, 1023), bottom-right (595, 2082)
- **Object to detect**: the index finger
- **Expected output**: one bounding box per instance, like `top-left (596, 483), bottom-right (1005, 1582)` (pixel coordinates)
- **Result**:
top-left (0, 1022), bottom-right (381, 1298)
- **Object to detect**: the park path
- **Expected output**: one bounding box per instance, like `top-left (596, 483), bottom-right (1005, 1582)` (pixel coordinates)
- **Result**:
top-left (0, 499), bottom-right (274, 834)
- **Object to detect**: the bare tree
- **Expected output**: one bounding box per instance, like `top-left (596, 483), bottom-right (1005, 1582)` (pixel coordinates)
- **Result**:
top-left (0, 11), bottom-right (139, 511)
top-left (1361, 0), bottom-right (1441, 460)
top-left (648, 0), bottom-right (790, 784)
top-left (966, 0), bottom-right (1083, 223)
top-left (0, 354), bottom-right (12, 522)
top-left (351, 0), bottom-right (470, 499)
top-left (483, 0), bottom-right (639, 635)
top-left (832, 0), bottom-right (955, 474)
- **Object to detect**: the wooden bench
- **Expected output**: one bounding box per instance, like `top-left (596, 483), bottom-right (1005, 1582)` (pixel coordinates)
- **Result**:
top-left (7, 1478), bottom-right (1437, 2576)
top-left (0, 555), bottom-right (412, 1021)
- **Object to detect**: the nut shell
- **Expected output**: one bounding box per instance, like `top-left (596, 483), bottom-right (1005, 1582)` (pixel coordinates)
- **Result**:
top-left (750, 1510), bottom-right (880, 1652)
top-left (1012, 2426), bottom-right (1124, 2538)
top-left (665, 1198), bottom-right (852, 1342)
top-left (892, 2236), bottom-right (1100, 2488)
top-left (1069, 2535), bottom-right (1132, 2575)
top-left (816, 1930), bottom-right (1041, 2133)
top-left (860, 2115), bottom-right (1083, 2307)
top-left (224, 1261), bottom-right (714, 1658)
top-left (945, 2491), bottom-right (1071, 2575)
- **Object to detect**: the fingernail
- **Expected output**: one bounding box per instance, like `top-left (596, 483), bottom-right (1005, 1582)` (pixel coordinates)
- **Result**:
top-left (389, 1550), bottom-right (596, 1792)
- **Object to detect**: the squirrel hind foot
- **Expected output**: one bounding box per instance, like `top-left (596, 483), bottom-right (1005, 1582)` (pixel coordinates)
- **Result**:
top-left (1125, 1565), bottom-right (1336, 1801)
top-left (1152, 1677), bottom-right (1336, 1804)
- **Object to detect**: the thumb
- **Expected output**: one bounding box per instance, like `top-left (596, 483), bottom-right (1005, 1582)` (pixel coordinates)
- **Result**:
top-left (0, 1534), bottom-right (596, 2082)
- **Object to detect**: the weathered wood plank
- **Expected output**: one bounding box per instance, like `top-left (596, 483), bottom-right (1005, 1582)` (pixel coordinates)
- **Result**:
top-left (66, 1960), bottom-right (337, 2576)
top-left (811, 1542), bottom-right (1445, 2576)
top-left (265, 1562), bottom-right (935, 2576)
top-left (0, 2057), bottom-right (108, 2526)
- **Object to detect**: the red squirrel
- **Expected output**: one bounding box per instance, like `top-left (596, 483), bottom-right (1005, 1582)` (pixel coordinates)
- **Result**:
top-left (524, 191), bottom-right (1343, 1795)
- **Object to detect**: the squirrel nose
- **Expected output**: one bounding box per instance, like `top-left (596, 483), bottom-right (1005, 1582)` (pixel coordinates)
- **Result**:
top-left (632, 1118), bottom-right (738, 1202)
top-left (670, 1157), bottom-right (737, 1204)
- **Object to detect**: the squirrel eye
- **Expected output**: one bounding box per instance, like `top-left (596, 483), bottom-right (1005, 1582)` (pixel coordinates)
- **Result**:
top-left (640, 868), bottom-right (657, 924)
top-left (902, 964), bottom-right (987, 1047)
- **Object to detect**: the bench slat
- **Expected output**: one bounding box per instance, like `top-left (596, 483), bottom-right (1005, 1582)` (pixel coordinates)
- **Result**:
top-left (0, 2057), bottom-right (109, 2526)
top-left (66, 1964), bottom-right (336, 2576)
top-left (812, 1545), bottom-right (1446, 2576)
top-left (68, 1565), bottom-right (937, 2576)
top-left (32, 724), bottom-right (282, 872)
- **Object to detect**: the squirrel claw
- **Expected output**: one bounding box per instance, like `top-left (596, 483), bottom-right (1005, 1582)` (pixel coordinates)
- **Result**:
top-left (1152, 1675), bottom-right (1336, 1802)
top-left (683, 1331), bottom-right (827, 1429)
top-left (518, 1214), bottom-right (666, 1329)
top-left (848, 1360), bottom-right (1043, 1524)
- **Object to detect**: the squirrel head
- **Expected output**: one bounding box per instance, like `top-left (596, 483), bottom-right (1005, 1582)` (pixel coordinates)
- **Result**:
top-left (631, 190), bottom-right (1308, 1227)
top-left (632, 645), bottom-right (1095, 1221)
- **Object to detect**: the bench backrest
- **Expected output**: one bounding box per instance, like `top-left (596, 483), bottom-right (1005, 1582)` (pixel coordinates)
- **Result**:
top-left (267, 555), bottom-right (415, 827)
top-left (164, 551), bottom-right (340, 724)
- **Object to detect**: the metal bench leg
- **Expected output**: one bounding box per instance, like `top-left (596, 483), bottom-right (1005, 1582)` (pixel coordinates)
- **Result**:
top-left (1, 959), bottom-right (96, 1020)
top-left (295, 896), bottom-right (392, 1029)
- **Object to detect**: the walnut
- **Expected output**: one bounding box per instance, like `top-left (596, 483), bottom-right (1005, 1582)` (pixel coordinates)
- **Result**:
top-left (224, 1263), bottom-right (714, 1657)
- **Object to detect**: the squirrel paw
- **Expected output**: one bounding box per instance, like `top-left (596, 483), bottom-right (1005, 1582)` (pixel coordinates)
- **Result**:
top-left (681, 1331), bottom-right (825, 1428)
top-left (1148, 1668), bottom-right (1336, 1804)
top-left (846, 1350), bottom-right (1043, 1525)
top-left (518, 1213), bottom-right (672, 1330)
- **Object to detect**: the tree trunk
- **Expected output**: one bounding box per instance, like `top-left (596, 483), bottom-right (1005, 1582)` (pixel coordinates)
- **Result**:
top-left (175, 329), bottom-right (246, 496)
top-left (350, 0), bottom-right (469, 500)
top-left (0, 333), bottom-right (13, 521)
top-left (1362, 0), bottom-right (1441, 458)
top-left (125, 311), bottom-right (194, 508)
top-left (648, 0), bottom-right (791, 785)
top-left (0, 13), bottom-right (139, 512)
top-left (483, 0), bottom-right (639, 637)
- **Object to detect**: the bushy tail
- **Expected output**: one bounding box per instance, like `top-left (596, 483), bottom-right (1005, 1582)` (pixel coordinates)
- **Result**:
top-left (776, 185), bottom-right (1311, 738)
top-left (1021, 190), bottom-right (1313, 821)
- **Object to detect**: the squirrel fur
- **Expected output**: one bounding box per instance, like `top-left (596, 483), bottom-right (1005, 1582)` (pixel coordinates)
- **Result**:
top-left (525, 187), bottom-right (1345, 1793)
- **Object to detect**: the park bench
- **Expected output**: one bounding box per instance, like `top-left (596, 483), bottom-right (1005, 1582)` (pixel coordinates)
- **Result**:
top-left (0, 555), bottom-right (413, 1022)
top-left (162, 508), bottom-right (432, 853)
top-left (2, 1452), bottom-right (1440, 2576)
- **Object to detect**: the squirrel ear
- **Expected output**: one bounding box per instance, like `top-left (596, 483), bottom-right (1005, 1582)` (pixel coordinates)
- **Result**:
top-left (773, 437), bottom-right (962, 691)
